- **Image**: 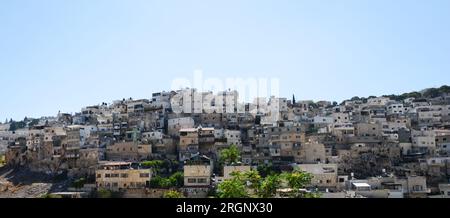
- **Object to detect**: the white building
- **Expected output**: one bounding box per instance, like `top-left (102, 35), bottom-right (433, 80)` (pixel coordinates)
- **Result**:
top-left (313, 116), bottom-right (334, 125)
top-left (332, 112), bottom-right (350, 123)
top-left (386, 102), bottom-right (406, 115)
top-left (224, 130), bottom-right (242, 146)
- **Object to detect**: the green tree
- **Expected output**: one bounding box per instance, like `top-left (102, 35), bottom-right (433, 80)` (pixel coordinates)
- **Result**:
top-left (223, 170), bottom-right (279, 198)
top-left (9, 122), bottom-right (17, 131)
top-left (309, 102), bottom-right (319, 109)
top-left (41, 194), bottom-right (63, 198)
top-left (423, 88), bottom-right (441, 98)
top-left (163, 190), bottom-right (185, 198)
top-left (257, 163), bottom-right (275, 177)
top-left (72, 178), bottom-right (87, 189)
top-left (168, 172), bottom-right (184, 188)
top-left (306, 125), bottom-right (319, 134)
top-left (150, 172), bottom-right (184, 188)
top-left (141, 160), bottom-right (165, 174)
top-left (28, 119), bottom-right (40, 127)
top-left (257, 174), bottom-right (281, 198)
top-left (350, 96), bottom-right (361, 101)
top-left (141, 160), bottom-right (164, 168)
top-left (303, 192), bottom-right (322, 198)
top-left (217, 177), bottom-right (249, 198)
top-left (220, 144), bottom-right (241, 165)
top-left (150, 176), bottom-right (164, 188)
top-left (439, 85), bottom-right (450, 93)
top-left (9, 121), bottom-right (26, 131)
top-left (282, 171), bottom-right (313, 198)
top-left (242, 170), bottom-right (261, 191)
top-left (96, 189), bottom-right (113, 198)
top-left (216, 169), bottom-right (317, 198)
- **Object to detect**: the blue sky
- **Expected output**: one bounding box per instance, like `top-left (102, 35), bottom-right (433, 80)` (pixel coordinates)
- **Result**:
top-left (1, 0), bottom-right (450, 121)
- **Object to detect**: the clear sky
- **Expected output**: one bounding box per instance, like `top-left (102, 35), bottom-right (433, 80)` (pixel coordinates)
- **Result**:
top-left (1, 0), bottom-right (450, 121)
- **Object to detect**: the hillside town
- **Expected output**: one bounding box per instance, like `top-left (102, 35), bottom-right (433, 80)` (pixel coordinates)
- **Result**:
top-left (1, 86), bottom-right (450, 198)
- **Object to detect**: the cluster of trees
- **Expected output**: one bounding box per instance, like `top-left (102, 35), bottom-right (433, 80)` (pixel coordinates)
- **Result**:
top-left (216, 170), bottom-right (320, 198)
top-left (422, 85), bottom-right (450, 98)
top-left (219, 144), bottom-right (241, 165)
top-left (150, 172), bottom-right (184, 189)
top-left (8, 121), bottom-right (27, 131)
top-left (72, 178), bottom-right (87, 189)
top-left (140, 160), bottom-right (184, 189)
top-left (382, 92), bottom-right (422, 102)
top-left (141, 160), bottom-right (166, 169)
top-left (216, 144), bottom-right (319, 198)
top-left (5, 117), bottom-right (41, 131)
top-left (163, 190), bottom-right (185, 198)
top-left (95, 188), bottom-right (122, 198)
top-left (348, 85), bottom-right (450, 103)
top-left (141, 159), bottom-right (179, 174)
top-left (305, 124), bottom-right (319, 135)
top-left (41, 194), bottom-right (63, 198)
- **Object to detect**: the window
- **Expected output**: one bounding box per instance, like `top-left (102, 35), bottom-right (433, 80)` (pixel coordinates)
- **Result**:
top-left (111, 174), bottom-right (119, 178)
top-left (339, 178), bottom-right (345, 183)
top-left (413, 185), bottom-right (423, 191)
top-left (105, 174), bottom-right (111, 178)
top-left (140, 173), bottom-right (150, 178)
top-left (120, 173), bottom-right (128, 178)
top-left (197, 178), bottom-right (207, 183)
top-left (188, 178), bottom-right (196, 183)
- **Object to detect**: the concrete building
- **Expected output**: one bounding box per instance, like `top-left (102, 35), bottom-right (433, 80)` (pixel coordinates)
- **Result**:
top-left (295, 164), bottom-right (338, 191)
top-left (183, 155), bottom-right (213, 187)
top-left (95, 162), bottom-right (152, 191)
